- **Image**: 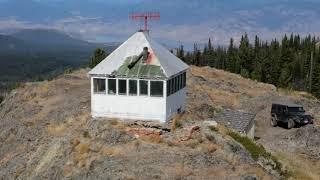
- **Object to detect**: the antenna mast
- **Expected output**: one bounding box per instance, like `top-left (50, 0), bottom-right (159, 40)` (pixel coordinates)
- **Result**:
top-left (129, 12), bottom-right (160, 32)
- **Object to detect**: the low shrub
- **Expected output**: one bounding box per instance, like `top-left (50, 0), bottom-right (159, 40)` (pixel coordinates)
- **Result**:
top-left (171, 117), bottom-right (182, 131)
top-left (64, 68), bottom-right (73, 74)
top-left (208, 126), bottom-right (218, 132)
top-left (83, 131), bottom-right (91, 138)
top-left (227, 130), bottom-right (291, 178)
top-left (228, 131), bottom-right (265, 160)
top-left (185, 139), bottom-right (200, 149)
top-left (205, 133), bottom-right (216, 143)
top-left (202, 143), bottom-right (218, 153)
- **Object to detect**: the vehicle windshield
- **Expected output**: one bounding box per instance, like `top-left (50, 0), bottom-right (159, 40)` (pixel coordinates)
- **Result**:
top-left (288, 107), bottom-right (305, 112)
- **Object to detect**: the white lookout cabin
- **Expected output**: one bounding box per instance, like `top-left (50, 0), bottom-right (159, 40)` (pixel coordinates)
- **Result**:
top-left (88, 31), bottom-right (189, 123)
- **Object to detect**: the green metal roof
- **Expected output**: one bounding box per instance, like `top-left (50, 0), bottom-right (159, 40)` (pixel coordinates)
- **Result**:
top-left (113, 55), bottom-right (166, 79)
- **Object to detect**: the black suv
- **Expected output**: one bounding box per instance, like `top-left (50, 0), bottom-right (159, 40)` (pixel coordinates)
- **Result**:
top-left (271, 103), bottom-right (314, 129)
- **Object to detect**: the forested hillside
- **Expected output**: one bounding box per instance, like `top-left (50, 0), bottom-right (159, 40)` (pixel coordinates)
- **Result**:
top-left (177, 34), bottom-right (320, 98)
top-left (0, 29), bottom-right (117, 96)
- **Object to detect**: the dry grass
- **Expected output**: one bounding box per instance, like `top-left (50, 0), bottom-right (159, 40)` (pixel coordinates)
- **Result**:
top-left (0, 152), bottom-right (14, 165)
top-left (110, 118), bottom-right (119, 126)
top-left (165, 139), bottom-right (180, 147)
top-left (110, 119), bottom-right (127, 130)
top-left (171, 163), bottom-right (194, 178)
top-left (139, 136), bottom-right (163, 144)
top-left (200, 143), bottom-right (218, 153)
top-left (171, 114), bottom-right (183, 131)
top-left (70, 139), bottom-right (80, 147)
top-left (100, 145), bottom-right (124, 157)
top-left (47, 123), bottom-right (67, 136)
top-left (62, 164), bottom-right (74, 177)
top-left (184, 139), bottom-right (201, 149)
top-left (72, 143), bottom-right (91, 168)
top-left (190, 66), bottom-right (275, 104)
top-left (75, 143), bottom-right (90, 154)
top-left (206, 87), bottom-right (239, 108)
top-left (276, 152), bottom-right (320, 180)
top-left (278, 88), bottom-right (317, 100)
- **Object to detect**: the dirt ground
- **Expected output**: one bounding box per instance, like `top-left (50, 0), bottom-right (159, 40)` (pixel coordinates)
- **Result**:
top-left (0, 66), bottom-right (319, 179)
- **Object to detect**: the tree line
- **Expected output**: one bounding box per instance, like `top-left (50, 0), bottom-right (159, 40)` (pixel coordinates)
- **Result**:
top-left (176, 34), bottom-right (320, 98)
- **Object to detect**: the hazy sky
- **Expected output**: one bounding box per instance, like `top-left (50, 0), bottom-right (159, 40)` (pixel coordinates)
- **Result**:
top-left (0, 0), bottom-right (319, 47)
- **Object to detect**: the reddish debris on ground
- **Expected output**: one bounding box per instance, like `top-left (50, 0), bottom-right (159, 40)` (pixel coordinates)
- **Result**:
top-left (126, 128), bottom-right (162, 138)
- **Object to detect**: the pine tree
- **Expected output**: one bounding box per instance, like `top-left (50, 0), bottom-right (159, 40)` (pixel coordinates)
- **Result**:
top-left (177, 45), bottom-right (185, 61)
top-left (208, 38), bottom-right (213, 51)
top-left (251, 35), bottom-right (262, 81)
top-left (227, 38), bottom-right (237, 72)
top-left (89, 48), bottom-right (107, 68)
top-left (193, 43), bottom-right (202, 66)
top-left (172, 33), bottom-right (320, 99)
top-left (239, 33), bottom-right (252, 76)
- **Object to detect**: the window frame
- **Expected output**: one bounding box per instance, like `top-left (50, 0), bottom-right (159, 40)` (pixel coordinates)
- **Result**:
top-left (170, 78), bottom-right (174, 95)
top-left (182, 72), bottom-right (186, 88)
top-left (150, 80), bottom-right (164, 97)
top-left (175, 76), bottom-right (179, 93)
top-left (167, 79), bottom-right (171, 97)
top-left (178, 75), bottom-right (181, 90)
top-left (129, 79), bottom-right (138, 96)
top-left (118, 79), bottom-right (127, 95)
top-left (93, 78), bottom-right (106, 94)
top-left (139, 79), bottom-right (149, 96)
top-left (107, 78), bottom-right (117, 95)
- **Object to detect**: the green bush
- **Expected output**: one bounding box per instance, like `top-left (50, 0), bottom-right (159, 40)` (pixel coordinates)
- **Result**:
top-left (227, 130), bottom-right (291, 178)
top-left (83, 131), bottom-right (91, 138)
top-left (64, 68), bottom-right (73, 74)
top-left (208, 126), bottom-right (218, 132)
top-left (228, 131), bottom-right (266, 160)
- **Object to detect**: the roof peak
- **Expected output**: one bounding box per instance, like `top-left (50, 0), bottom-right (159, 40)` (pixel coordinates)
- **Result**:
top-left (88, 31), bottom-right (189, 78)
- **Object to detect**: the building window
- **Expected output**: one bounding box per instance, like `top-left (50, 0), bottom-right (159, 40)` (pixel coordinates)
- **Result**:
top-left (170, 78), bottom-right (174, 95)
top-left (167, 79), bottom-right (171, 96)
top-left (93, 78), bottom-right (106, 93)
top-left (177, 75), bottom-right (181, 90)
top-left (118, 79), bottom-right (127, 95)
top-left (175, 76), bottom-right (179, 93)
top-left (150, 81), bottom-right (163, 97)
top-left (182, 72), bottom-right (186, 88)
top-left (129, 80), bottom-right (137, 96)
top-left (139, 80), bottom-right (148, 96)
top-left (179, 74), bottom-right (183, 89)
top-left (172, 77), bottom-right (176, 93)
top-left (108, 79), bottom-right (116, 94)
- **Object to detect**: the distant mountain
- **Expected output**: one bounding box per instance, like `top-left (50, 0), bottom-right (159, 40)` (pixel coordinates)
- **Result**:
top-left (11, 29), bottom-right (98, 52)
top-left (0, 34), bottom-right (30, 53)
top-left (0, 28), bottom-right (118, 54)
top-left (0, 28), bottom-right (118, 92)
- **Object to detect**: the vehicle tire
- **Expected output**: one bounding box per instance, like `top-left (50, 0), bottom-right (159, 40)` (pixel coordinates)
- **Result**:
top-left (287, 118), bottom-right (295, 129)
top-left (271, 115), bottom-right (277, 127)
